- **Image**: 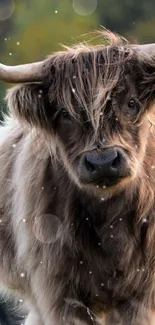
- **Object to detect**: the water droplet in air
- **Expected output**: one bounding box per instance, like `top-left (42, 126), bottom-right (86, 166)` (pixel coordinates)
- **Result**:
top-left (9, 53), bottom-right (12, 56)
top-left (55, 10), bottom-right (58, 14)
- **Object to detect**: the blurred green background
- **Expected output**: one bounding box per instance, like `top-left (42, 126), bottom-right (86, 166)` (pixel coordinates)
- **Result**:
top-left (0, 0), bottom-right (155, 119)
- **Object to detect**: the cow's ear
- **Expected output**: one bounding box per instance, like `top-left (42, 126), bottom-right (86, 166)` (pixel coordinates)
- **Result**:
top-left (6, 83), bottom-right (51, 129)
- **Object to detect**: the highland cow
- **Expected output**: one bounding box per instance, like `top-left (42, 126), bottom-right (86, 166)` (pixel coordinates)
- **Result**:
top-left (0, 31), bottom-right (155, 325)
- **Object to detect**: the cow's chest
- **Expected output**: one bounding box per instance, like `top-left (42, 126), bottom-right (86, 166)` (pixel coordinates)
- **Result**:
top-left (63, 211), bottom-right (149, 309)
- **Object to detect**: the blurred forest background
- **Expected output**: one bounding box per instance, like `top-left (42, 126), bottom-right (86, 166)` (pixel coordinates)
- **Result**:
top-left (0, 0), bottom-right (155, 119)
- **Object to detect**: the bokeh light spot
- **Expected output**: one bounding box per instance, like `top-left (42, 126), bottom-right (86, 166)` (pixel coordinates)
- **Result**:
top-left (0, 0), bottom-right (15, 21)
top-left (33, 214), bottom-right (62, 244)
top-left (72, 0), bottom-right (97, 16)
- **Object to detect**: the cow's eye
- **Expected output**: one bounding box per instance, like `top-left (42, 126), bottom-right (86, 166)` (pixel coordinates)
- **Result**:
top-left (52, 108), bottom-right (72, 128)
top-left (61, 109), bottom-right (71, 120)
top-left (128, 99), bottom-right (136, 108)
top-left (127, 98), bottom-right (141, 118)
top-left (128, 98), bottom-right (140, 111)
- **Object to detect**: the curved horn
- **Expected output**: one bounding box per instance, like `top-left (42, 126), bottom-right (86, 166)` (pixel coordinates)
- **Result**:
top-left (133, 44), bottom-right (155, 57)
top-left (0, 61), bottom-right (43, 83)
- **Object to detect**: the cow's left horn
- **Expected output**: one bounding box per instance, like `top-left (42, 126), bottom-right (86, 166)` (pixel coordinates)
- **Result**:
top-left (133, 44), bottom-right (155, 57)
top-left (0, 61), bottom-right (43, 83)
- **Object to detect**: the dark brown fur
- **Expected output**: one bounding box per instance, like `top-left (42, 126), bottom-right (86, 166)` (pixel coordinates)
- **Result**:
top-left (1, 31), bottom-right (155, 324)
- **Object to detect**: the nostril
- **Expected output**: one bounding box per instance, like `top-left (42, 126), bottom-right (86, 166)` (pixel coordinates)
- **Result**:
top-left (111, 152), bottom-right (121, 170)
top-left (80, 149), bottom-right (127, 185)
top-left (85, 157), bottom-right (96, 173)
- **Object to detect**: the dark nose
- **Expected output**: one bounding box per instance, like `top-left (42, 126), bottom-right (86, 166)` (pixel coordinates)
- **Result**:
top-left (81, 148), bottom-right (128, 186)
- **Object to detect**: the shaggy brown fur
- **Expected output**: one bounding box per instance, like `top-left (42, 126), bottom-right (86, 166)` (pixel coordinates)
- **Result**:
top-left (1, 31), bottom-right (155, 324)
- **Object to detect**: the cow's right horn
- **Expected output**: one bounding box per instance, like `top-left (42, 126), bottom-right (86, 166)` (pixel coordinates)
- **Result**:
top-left (133, 44), bottom-right (155, 58)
